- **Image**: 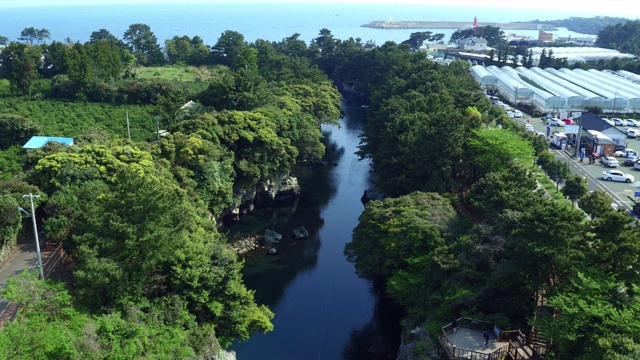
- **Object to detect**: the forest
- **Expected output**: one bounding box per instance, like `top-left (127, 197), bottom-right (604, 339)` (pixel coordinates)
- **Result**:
top-left (0, 21), bottom-right (639, 360)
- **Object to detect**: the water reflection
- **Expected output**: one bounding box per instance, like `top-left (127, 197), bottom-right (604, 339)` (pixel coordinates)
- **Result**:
top-left (231, 104), bottom-right (400, 359)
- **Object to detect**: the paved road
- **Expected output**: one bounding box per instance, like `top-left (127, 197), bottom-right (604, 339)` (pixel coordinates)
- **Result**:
top-left (0, 242), bottom-right (38, 313)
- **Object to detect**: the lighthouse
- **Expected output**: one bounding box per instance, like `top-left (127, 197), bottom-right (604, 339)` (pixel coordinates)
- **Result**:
top-left (473, 16), bottom-right (478, 27)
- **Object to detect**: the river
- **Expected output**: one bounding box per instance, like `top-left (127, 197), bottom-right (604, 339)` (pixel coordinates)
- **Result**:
top-left (228, 103), bottom-right (402, 359)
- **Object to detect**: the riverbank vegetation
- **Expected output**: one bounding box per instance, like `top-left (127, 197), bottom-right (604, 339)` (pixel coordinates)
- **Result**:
top-left (1, 21), bottom-right (639, 359)
top-left (315, 35), bottom-right (640, 359)
top-left (0, 26), bottom-right (341, 357)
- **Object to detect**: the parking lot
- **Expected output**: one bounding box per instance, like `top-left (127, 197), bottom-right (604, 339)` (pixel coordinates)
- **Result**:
top-left (511, 111), bottom-right (640, 213)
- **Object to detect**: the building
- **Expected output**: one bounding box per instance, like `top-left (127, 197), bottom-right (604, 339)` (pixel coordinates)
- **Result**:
top-left (556, 36), bottom-right (596, 46)
top-left (538, 30), bottom-right (554, 42)
top-left (578, 113), bottom-right (627, 155)
top-left (457, 37), bottom-right (489, 52)
top-left (22, 136), bottom-right (74, 150)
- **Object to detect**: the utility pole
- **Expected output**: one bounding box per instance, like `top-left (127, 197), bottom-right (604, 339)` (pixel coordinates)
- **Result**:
top-left (23, 194), bottom-right (44, 279)
top-left (126, 110), bottom-right (131, 140)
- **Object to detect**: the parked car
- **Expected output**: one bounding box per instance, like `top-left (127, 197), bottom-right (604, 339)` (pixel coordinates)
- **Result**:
top-left (602, 118), bottom-right (615, 126)
top-left (536, 132), bottom-right (547, 138)
top-left (601, 156), bottom-right (620, 167)
top-left (625, 119), bottom-right (639, 127)
top-left (635, 161), bottom-right (640, 170)
top-left (628, 129), bottom-right (640, 139)
top-left (602, 170), bottom-right (635, 183)
top-left (621, 127), bottom-right (631, 134)
top-left (525, 124), bottom-right (535, 132)
top-left (513, 110), bottom-right (523, 118)
top-left (615, 149), bottom-right (638, 158)
top-left (612, 118), bottom-right (628, 126)
top-left (624, 156), bottom-right (639, 166)
top-left (506, 111), bottom-right (515, 118)
top-left (547, 118), bottom-right (565, 127)
top-left (561, 118), bottom-right (575, 125)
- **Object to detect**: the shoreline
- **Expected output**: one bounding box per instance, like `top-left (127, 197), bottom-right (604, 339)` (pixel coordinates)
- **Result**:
top-left (362, 20), bottom-right (558, 31)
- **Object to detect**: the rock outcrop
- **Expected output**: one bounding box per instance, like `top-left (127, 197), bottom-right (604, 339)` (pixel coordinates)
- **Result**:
top-left (264, 229), bottom-right (282, 245)
top-left (292, 226), bottom-right (310, 240)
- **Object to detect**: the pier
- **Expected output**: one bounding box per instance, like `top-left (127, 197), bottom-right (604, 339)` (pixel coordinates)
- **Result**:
top-left (362, 20), bottom-right (557, 31)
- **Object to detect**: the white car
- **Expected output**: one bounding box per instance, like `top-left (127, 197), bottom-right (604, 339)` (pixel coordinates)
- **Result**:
top-left (629, 129), bottom-right (640, 139)
top-left (525, 124), bottom-right (535, 132)
top-left (513, 110), bottom-right (523, 118)
top-left (612, 118), bottom-right (628, 126)
top-left (601, 156), bottom-right (620, 167)
top-left (602, 170), bottom-right (635, 183)
top-left (621, 127), bottom-right (631, 134)
top-left (635, 161), bottom-right (640, 170)
top-left (625, 119), bottom-right (639, 127)
top-left (547, 118), bottom-right (565, 127)
top-left (506, 111), bottom-right (515, 118)
top-left (615, 149), bottom-right (638, 158)
top-left (602, 118), bottom-right (615, 126)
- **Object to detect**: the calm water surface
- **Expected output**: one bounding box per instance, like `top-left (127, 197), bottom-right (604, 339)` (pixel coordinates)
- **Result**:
top-left (228, 103), bottom-right (401, 359)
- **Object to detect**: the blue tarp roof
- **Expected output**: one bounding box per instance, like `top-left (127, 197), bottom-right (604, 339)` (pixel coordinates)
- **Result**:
top-left (23, 136), bottom-right (74, 149)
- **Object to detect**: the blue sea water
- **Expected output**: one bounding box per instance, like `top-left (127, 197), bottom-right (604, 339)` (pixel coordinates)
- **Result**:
top-left (1, 3), bottom-right (593, 46)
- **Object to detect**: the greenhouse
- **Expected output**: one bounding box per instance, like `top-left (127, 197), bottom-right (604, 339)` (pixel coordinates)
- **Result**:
top-left (470, 65), bottom-right (498, 90)
top-left (514, 67), bottom-right (585, 111)
top-left (484, 65), bottom-right (534, 105)
top-left (529, 47), bottom-right (635, 66)
top-left (549, 69), bottom-right (620, 112)
top-left (585, 70), bottom-right (640, 112)
top-left (531, 67), bottom-right (607, 110)
top-left (615, 70), bottom-right (640, 84)
top-left (572, 69), bottom-right (637, 112)
top-left (468, 64), bottom-right (640, 113)
top-left (500, 66), bottom-right (566, 113)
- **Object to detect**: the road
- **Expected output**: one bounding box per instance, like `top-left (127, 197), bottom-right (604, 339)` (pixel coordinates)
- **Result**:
top-left (514, 114), bottom-right (640, 214)
top-left (0, 242), bottom-right (39, 313)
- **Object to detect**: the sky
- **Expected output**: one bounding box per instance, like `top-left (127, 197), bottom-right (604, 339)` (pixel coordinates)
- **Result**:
top-left (0, 0), bottom-right (637, 18)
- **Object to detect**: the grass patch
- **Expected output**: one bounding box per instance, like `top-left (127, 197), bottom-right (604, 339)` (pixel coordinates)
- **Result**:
top-left (134, 65), bottom-right (216, 83)
top-left (533, 170), bottom-right (574, 208)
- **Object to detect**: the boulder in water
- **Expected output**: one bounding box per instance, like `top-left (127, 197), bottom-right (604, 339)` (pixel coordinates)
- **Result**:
top-left (264, 229), bottom-right (282, 245)
top-left (293, 226), bottom-right (310, 239)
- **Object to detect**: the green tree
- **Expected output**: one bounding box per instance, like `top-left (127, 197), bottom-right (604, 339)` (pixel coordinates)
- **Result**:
top-left (0, 42), bottom-right (41, 95)
top-left (546, 158), bottom-right (571, 191)
top-left (0, 114), bottom-right (41, 150)
top-left (210, 30), bottom-right (247, 68)
top-left (18, 27), bottom-right (38, 45)
top-left (345, 192), bottom-right (457, 279)
top-left (123, 23), bottom-right (164, 66)
top-left (579, 190), bottom-right (612, 220)
top-left (0, 36), bottom-right (8, 46)
top-left (562, 174), bottom-right (588, 206)
top-left (0, 195), bottom-right (21, 249)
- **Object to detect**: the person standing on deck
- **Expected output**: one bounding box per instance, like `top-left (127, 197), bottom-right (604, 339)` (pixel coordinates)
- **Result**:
top-left (482, 330), bottom-right (490, 347)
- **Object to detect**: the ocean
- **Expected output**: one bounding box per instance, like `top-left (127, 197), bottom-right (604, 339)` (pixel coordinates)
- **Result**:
top-left (1, 3), bottom-right (595, 47)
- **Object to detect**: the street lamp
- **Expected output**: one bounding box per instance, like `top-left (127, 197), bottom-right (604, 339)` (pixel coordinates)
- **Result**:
top-left (514, 86), bottom-right (519, 111)
top-left (613, 89), bottom-right (618, 115)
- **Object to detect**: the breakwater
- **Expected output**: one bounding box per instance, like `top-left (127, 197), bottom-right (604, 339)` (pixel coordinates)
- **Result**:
top-left (362, 20), bottom-right (557, 31)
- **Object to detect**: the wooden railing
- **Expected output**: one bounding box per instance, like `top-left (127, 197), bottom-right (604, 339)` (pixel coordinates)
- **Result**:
top-left (41, 242), bottom-right (64, 278)
top-left (440, 317), bottom-right (510, 360)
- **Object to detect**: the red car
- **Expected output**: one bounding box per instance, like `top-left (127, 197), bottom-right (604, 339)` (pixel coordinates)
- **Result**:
top-left (561, 118), bottom-right (575, 125)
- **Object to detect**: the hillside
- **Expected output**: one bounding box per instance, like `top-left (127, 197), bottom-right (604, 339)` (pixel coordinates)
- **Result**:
top-left (529, 16), bottom-right (629, 35)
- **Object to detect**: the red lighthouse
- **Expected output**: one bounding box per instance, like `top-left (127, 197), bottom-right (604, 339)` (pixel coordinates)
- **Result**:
top-left (473, 16), bottom-right (478, 27)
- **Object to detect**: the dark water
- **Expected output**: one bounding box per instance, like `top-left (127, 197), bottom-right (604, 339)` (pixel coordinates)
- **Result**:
top-left (228, 103), bottom-right (402, 359)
